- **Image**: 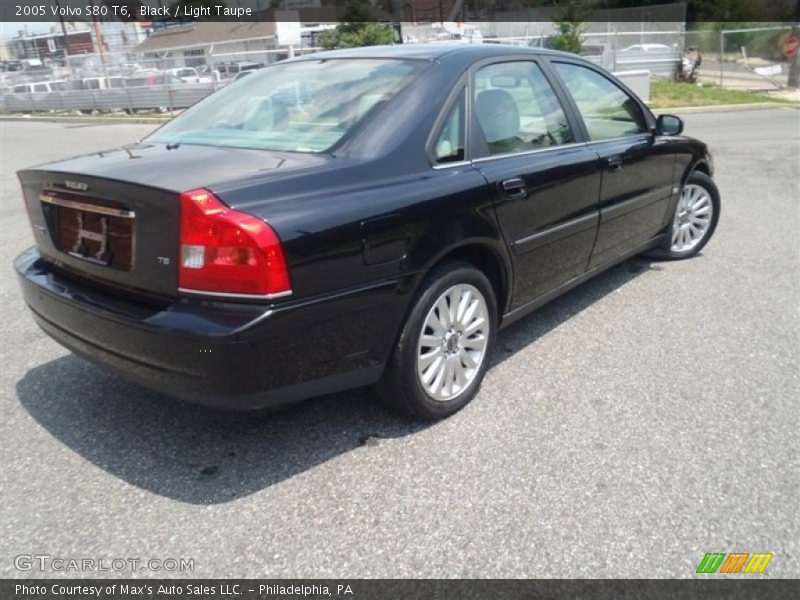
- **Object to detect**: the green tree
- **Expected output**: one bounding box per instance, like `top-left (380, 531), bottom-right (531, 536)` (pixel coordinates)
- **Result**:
top-left (548, 0), bottom-right (591, 54)
top-left (319, 1), bottom-right (394, 50)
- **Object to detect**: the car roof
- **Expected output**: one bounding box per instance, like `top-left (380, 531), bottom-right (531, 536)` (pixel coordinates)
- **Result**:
top-left (295, 43), bottom-right (576, 62)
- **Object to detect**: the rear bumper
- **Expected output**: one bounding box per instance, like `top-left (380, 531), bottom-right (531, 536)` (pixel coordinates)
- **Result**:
top-left (15, 247), bottom-right (405, 410)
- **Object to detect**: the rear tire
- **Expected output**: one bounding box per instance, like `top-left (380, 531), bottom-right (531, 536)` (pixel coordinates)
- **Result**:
top-left (654, 171), bottom-right (720, 260)
top-left (377, 261), bottom-right (497, 420)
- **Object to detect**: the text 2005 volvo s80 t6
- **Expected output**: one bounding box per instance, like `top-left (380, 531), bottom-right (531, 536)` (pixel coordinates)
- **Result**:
top-left (15, 45), bottom-right (720, 420)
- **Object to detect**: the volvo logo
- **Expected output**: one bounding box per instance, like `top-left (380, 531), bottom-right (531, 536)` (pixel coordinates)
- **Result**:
top-left (64, 181), bottom-right (89, 191)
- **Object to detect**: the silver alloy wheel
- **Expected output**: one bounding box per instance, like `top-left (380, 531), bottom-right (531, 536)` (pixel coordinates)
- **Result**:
top-left (416, 283), bottom-right (489, 402)
top-left (671, 183), bottom-right (713, 253)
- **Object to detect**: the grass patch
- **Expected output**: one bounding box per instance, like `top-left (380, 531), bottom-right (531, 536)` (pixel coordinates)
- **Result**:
top-left (649, 80), bottom-right (795, 109)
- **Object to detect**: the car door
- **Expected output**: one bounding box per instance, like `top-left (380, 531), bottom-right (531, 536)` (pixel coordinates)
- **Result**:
top-left (469, 58), bottom-right (602, 309)
top-left (551, 60), bottom-right (677, 268)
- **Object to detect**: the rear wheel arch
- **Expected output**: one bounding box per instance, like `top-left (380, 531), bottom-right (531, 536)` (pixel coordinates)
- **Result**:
top-left (420, 242), bottom-right (511, 318)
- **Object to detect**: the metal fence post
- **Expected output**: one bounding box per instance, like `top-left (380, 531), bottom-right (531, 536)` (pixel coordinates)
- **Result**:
top-left (719, 30), bottom-right (724, 86)
top-left (101, 60), bottom-right (111, 91)
top-left (124, 83), bottom-right (134, 115)
top-left (207, 49), bottom-right (217, 91)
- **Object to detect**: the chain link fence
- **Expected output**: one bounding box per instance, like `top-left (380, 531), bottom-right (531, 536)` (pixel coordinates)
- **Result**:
top-left (401, 23), bottom-right (684, 77)
top-left (2, 24), bottom-right (795, 115)
top-left (0, 45), bottom-right (322, 115)
top-left (685, 26), bottom-right (795, 90)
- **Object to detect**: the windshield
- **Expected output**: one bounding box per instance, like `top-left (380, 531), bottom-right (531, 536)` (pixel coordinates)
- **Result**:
top-left (147, 58), bottom-right (424, 153)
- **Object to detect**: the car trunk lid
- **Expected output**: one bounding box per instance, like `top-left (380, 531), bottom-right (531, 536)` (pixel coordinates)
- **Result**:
top-left (18, 143), bottom-right (328, 300)
top-left (19, 171), bottom-right (181, 299)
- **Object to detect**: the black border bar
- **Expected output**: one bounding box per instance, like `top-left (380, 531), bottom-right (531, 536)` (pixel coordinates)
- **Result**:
top-left (2, 579), bottom-right (800, 600)
top-left (1, 1), bottom-right (798, 23)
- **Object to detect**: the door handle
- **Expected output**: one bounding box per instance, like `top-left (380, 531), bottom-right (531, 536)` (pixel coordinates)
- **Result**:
top-left (500, 178), bottom-right (527, 199)
top-left (606, 155), bottom-right (623, 172)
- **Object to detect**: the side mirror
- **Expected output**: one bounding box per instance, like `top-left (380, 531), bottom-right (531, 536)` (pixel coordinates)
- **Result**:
top-left (656, 114), bottom-right (684, 136)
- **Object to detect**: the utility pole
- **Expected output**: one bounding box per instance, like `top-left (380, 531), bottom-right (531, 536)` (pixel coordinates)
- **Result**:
top-left (53, 0), bottom-right (70, 59)
top-left (89, 0), bottom-right (108, 66)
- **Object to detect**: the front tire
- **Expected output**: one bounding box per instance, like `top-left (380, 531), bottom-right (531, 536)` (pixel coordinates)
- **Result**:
top-left (377, 261), bottom-right (497, 420)
top-left (660, 171), bottom-right (720, 259)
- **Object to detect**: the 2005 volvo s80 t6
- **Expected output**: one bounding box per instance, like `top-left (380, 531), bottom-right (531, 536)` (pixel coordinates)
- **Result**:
top-left (15, 45), bottom-right (720, 420)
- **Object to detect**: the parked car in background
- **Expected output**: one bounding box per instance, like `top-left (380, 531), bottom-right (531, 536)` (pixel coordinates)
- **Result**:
top-left (197, 65), bottom-right (221, 81)
top-left (216, 61), bottom-right (262, 79)
top-left (166, 67), bottom-right (214, 84)
top-left (13, 80), bottom-right (70, 93)
top-left (615, 43), bottom-right (680, 76)
top-left (81, 76), bottom-right (126, 90)
top-left (124, 72), bottom-right (185, 87)
top-left (618, 43), bottom-right (675, 54)
top-left (14, 45), bottom-right (719, 420)
top-left (1, 60), bottom-right (23, 72)
top-left (20, 58), bottom-right (51, 71)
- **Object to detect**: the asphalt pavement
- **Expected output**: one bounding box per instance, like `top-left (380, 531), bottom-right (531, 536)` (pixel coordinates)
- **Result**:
top-left (0, 108), bottom-right (798, 578)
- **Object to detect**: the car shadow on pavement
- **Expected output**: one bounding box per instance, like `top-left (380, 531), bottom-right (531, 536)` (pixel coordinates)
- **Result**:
top-left (16, 258), bottom-right (658, 505)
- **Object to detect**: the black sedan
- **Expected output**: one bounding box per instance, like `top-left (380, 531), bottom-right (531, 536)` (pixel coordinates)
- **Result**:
top-left (14, 44), bottom-right (720, 420)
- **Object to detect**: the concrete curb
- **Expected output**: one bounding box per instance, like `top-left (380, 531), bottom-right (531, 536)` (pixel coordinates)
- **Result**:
top-left (0, 115), bottom-right (170, 125)
top-left (651, 103), bottom-right (799, 114)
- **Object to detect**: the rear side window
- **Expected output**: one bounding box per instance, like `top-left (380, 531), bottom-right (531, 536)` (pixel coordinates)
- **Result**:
top-left (33, 83), bottom-right (48, 92)
top-left (553, 62), bottom-right (648, 141)
top-left (432, 90), bottom-right (465, 164)
top-left (473, 61), bottom-right (574, 156)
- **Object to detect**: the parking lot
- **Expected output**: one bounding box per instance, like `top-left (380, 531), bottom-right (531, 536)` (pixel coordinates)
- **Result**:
top-left (0, 108), bottom-right (798, 578)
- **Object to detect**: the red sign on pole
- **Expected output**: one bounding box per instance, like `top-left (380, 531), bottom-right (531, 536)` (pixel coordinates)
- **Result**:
top-left (784, 35), bottom-right (799, 58)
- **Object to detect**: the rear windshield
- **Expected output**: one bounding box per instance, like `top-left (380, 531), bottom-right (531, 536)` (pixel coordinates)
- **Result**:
top-left (147, 58), bottom-right (424, 153)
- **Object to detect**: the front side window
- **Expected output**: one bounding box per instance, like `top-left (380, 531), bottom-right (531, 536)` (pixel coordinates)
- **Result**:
top-left (148, 59), bottom-right (424, 153)
top-left (473, 61), bottom-right (574, 156)
top-left (432, 90), bottom-right (465, 164)
top-left (553, 62), bottom-right (648, 141)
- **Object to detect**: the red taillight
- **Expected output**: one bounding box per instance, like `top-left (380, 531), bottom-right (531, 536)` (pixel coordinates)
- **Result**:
top-left (178, 189), bottom-right (291, 297)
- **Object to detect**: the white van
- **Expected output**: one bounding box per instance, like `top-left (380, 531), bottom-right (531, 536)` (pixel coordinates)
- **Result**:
top-left (13, 80), bottom-right (70, 93)
top-left (81, 76), bottom-right (126, 90)
top-left (165, 67), bottom-right (213, 84)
